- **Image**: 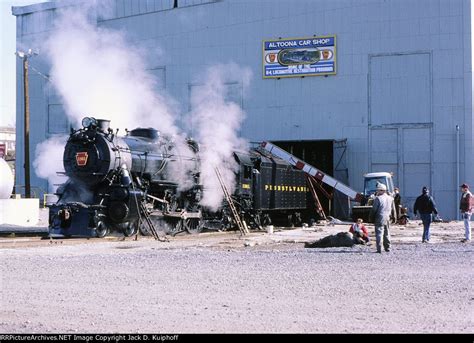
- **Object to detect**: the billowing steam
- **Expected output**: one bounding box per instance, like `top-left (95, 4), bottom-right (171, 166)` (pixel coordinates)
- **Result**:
top-left (34, 2), bottom-right (252, 210)
top-left (44, 4), bottom-right (179, 136)
top-left (33, 135), bottom-right (68, 192)
top-left (35, 3), bottom-right (193, 189)
top-left (189, 64), bottom-right (252, 210)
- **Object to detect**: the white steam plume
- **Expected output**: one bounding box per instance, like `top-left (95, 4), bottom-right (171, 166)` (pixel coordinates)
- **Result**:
top-left (34, 3), bottom-right (252, 204)
top-left (45, 5), bottom-right (179, 136)
top-left (189, 64), bottom-right (252, 210)
top-left (35, 3), bottom-right (197, 190)
top-left (33, 135), bottom-right (68, 192)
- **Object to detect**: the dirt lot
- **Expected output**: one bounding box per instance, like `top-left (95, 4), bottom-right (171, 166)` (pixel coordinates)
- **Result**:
top-left (0, 220), bottom-right (473, 333)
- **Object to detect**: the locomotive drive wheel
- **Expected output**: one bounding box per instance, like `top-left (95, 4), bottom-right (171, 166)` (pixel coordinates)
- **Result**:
top-left (167, 218), bottom-right (184, 236)
top-left (138, 219), bottom-right (151, 236)
top-left (149, 217), bottom-right (183, 236)
top-left (123, 221), bottom-right (138, 237)
top-left (96, 221), bottom-right (109, 238)
top-left (184, 218), bottom-right (203, 234)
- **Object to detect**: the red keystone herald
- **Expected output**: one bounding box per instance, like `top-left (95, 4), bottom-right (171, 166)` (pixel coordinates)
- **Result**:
top-left (76, 152), bottom-right (88, 166)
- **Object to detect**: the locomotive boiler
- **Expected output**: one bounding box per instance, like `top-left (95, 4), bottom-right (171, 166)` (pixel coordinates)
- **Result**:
top-left (49, 117), bottom-right (202, 237)
top-left (48, 117), bottom-right (315, 238)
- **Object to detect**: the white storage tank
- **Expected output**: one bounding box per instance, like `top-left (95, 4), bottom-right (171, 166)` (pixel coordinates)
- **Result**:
top-left (0, 158), bottom-right (14, 199)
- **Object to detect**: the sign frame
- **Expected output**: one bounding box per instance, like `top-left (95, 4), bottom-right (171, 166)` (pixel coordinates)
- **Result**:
top-left (262, 35), bottom-right (337, 79)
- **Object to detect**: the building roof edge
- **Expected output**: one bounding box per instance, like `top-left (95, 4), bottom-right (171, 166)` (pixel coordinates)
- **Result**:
top-left (12, 1), bottom-right (80, 16)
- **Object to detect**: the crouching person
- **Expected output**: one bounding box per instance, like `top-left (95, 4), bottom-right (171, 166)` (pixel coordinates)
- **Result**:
top-left (349, 218), bottom-right (370, 244)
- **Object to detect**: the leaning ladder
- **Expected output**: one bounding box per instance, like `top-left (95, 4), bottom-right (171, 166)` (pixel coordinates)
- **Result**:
top-left (139, 202), bottom-right (168, 242)
top-left (214, 167), bottom-right (249, 235)
top-left (306, 175), bottom-right (327, 220)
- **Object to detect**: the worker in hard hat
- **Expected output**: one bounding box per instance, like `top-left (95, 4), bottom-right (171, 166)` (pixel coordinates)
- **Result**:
top-left (369, 182), bottom-right (394, 253)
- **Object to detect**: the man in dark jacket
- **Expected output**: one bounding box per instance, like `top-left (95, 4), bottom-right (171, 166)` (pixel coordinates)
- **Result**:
top-left (413, 186), bottom-right (439, 243)
top-left (394, 187), bottom-right (401, 219)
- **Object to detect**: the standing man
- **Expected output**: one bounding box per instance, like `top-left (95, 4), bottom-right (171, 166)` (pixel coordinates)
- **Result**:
top-left (393, 187), bottom-right (402, 220)
top-left (369, 183), bottom-right (393, 253)
top-left (413, 186), bottom-right (438, 243)
top-left (460, 183), bottom-right (473, 243)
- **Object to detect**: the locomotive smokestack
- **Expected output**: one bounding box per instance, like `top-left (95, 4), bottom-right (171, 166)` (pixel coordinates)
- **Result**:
top-left (97, 119), bottom-right (111, 132)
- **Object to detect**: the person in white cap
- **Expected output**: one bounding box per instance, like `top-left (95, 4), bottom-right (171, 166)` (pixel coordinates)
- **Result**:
top-left (459, 183), bottom-right (473, 242)
top-left (369, 182), bottom-right (393, 253)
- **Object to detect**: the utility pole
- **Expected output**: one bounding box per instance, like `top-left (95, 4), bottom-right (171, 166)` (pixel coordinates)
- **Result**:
top-left (16, 49), bottom-right (37, 198)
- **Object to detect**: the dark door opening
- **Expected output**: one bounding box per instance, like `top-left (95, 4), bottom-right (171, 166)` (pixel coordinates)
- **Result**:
top-left (272, 140), bottom-right (334, 217)
top-left (271, 139), bottom-right (350, 219)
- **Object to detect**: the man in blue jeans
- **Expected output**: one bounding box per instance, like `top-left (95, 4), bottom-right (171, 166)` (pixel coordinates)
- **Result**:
top-left (413, 186), bottom-right (439, 243)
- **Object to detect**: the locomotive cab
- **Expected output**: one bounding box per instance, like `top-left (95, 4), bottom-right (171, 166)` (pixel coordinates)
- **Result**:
top-left (234, 152), bottom-right (254, 198)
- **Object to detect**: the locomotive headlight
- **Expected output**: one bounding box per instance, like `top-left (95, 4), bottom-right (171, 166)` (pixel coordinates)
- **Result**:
top-left (82, 117), bottom-right (92, 128)
top-left (82, 117), bottom-right (97, 128)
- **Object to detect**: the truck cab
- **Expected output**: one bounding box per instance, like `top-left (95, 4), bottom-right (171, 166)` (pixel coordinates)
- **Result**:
top-left (351, 172), bottom-right (396, 222)
top-left (362, 172), bottom-right (395, 201)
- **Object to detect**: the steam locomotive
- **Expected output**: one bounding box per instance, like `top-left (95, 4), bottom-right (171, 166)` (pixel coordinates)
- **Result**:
top-left (48, 117), bottom-right (313, 238)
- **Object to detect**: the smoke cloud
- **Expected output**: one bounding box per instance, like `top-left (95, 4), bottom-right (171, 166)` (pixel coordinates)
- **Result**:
top-left (35, 2), bottom-right (195, 189)
top-left (189, 64), bottom-right (252, 210)
top-left (34, 2), bottom-right (252, 211)
top-left (45, 3), bottom-right (179, 136)
top-left (33, 135), bottom-right (68, 192)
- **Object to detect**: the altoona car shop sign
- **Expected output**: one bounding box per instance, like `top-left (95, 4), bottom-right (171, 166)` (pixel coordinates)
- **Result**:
top-left (263, 35), bottom-right (336, 78)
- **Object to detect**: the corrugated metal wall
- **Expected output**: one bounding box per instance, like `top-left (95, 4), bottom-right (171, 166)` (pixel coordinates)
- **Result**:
top-left (369, 52), bottom-right (433, 211)
top-left (14, 0), bottom-right (473, 219)
top-left (98, 0), bottom-right (218, 21)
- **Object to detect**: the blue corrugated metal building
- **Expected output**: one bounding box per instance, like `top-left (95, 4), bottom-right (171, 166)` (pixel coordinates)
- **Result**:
top-left (13, 0), bottom-right (473, 219)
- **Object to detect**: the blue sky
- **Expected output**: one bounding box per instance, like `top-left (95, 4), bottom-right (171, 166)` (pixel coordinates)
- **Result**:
top-left (0, 0), bottom-right (46, 127)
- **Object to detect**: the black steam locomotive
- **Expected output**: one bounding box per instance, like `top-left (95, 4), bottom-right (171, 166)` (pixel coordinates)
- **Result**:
top-left (48, 117), bottom-right (312, 238)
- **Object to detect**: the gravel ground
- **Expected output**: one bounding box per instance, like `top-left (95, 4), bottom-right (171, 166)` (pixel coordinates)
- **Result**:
top-left (0, 221), bottom-right (473, 333)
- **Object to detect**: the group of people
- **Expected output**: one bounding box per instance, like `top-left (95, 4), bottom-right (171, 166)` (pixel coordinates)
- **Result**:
top-left (367, 182), bottom-right (473, 253)
top-left (306, 182), bottom-right (473, 252)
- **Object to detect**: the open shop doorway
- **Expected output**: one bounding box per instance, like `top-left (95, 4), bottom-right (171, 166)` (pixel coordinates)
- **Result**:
top-left (272, 139), bottom-right (350, 220)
